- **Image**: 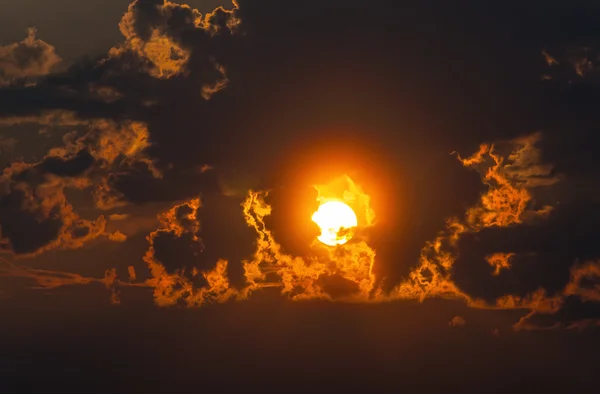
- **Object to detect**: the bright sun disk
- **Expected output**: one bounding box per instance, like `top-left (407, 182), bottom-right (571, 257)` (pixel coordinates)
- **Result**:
top-left (311, 200), bottom-right (358, 246)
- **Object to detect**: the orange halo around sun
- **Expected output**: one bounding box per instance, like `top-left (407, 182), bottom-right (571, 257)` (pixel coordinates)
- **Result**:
top-left (311, 200), bottom-right (358, 246)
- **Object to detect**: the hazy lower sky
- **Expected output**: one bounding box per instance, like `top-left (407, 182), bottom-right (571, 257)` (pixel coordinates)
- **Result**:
top-left (0, 0), bottom-right (228, 60)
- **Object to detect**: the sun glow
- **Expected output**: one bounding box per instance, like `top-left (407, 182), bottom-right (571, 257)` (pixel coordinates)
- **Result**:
top-left (311, 200), bottom-right (358, 246)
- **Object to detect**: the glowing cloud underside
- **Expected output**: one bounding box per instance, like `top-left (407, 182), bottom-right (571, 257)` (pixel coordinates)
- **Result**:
top-left (240, 175), bottom-right (378, 301)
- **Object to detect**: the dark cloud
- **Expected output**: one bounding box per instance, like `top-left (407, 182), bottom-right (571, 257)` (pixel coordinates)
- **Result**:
top-left (2, 2), bottom-right (600, 392)
top-left (0, 115), bottom-right (160, 255)
top-left (143, 198), bottom-right (241, 307)
top-left (453, 201), bottom-right (600, 301)
top-left (0, 188), bottom-right (63, 255)
top-left (111, 164), bottom-right (220, 204)
top-left (0, 28), bottom-right (62, 86)
top-left (36, 149), bottom-right (95, 177)
top-left (0, 0), bottom-right (599, 331)
top-left (0, 154), bottom-right (106, 256)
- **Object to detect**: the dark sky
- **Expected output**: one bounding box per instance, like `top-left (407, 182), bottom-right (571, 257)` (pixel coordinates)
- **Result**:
top-left (1, 0), bottom-right (600, 392)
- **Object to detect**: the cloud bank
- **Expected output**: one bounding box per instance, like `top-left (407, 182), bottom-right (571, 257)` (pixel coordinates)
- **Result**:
top-left (1, 0), bottom-right (600, 332)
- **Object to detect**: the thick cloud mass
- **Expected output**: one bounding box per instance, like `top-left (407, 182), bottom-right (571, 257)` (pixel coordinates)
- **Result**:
top-left (0, 0), bottom-right (600, 332)
top-left (0, 28), bottom-right (62, 86)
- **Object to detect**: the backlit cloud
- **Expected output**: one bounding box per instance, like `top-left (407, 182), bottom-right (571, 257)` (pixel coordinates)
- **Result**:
top-left (143, 198), bottom-right (241, 306)
top-left (109, 0), bottom-right (238, 98)
top-left (449, 316), bottom-right (466, 327)
top-left (241, 175), bottom-right (379, 302)
top-left (0, 28), bottom-right (62, 86)
top-left (0, 0), bottom-right (599, 334)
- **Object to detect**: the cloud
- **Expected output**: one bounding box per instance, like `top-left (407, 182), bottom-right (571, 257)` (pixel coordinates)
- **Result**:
top-left (0, 258), bottom-right (149, 304)
top-left (0, 112), bottom-right (162, 255)
top-left (0, 259), bottom-right (96, 289)
top-left (0, 110), bottom-right (88, 127)
top-left (0, 0), bottom-right (599, 333)
top-left (0, 28), bottom-right (62, 86)
top-left (377, 130), bottom-right (600, 330)
top-left (0, 3), bottom-right (238, 209)
top-left (108, 231), bottom-right (127, 242)
top-left (456, 132), bottom-right (559, 229)
top-left (104, 268), bottom-right (121, 304)
top-left (486, 253), bottom-right (514, 276)
top-left (449, 316), bottom-right (466, 327)
top-left (0, 160), bottom-right (110, 256)
top-left (387, 132), bottom-right (560, 304)
top-left (510, 261), bottom-right (600, 331)
top-left (240, 175), bottom-right (379, 302)
top-left (108, 0), bottom-right (238, 96)
top-left (143, 198), bottom-right (242, 306)
top-left (542, 46), bottom-right (600, 83)
top-left (135, 174), bottom-right (379, 306)
top-left (128, 265), bottom-right (137, 281)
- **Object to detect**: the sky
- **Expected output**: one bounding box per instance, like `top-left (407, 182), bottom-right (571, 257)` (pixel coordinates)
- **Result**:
top-left (1, 0), bottom-right (600, 392)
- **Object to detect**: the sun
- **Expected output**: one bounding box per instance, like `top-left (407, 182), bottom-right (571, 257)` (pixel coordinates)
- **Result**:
top-left (311, 200), bottom-right (358, 246)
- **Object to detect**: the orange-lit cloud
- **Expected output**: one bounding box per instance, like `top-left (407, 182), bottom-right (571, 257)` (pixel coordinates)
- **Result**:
top-left (128, 265), bottom-right (137, 282)
top-left (47, 118), bottom-right (159, 179)
top-left (457, 132), bottom-right (558, 229)
top-left (108, 231), bottom-right (127, 242)
top-left (143, 198), bottom-right (241, 307)
top-left (5, 125), bottom-right (596, 332)
top-left (386, 132), bottom-right (574, 328)
top-left (567, 319), bottom-right (600, 332)
top-left (542, 49), bottom-right (559, 67)
top-left (121, 135), bottom-right (597, 333)
top-left (0, 260), bottom-right (96, 289)
top-left (0, 163), bottom-right (123, 257)
top-left (0, 114), bottom-right (161, 255)
top-left (0, 28), bottom-right (62, 86)
top-left (0, 258), bottom-right (151, 304)
top-left (541, 46), bottom-right (600, 82)
top-left (0, 110), bottom-right (87, 127)
top-left (241, 175), bottom-right (379, 302)
top-left (564, 261), bottom-right (600, 301)
top-left (481, 261), bottom-right (600, 331)
top-left (0, 0), bottom-right (598, 335)
top-left (449, 316), bottom-right (466, 327)
top-left (104, 268), bottom-right (121, 305)
top-left (109, 0), bottom-right (238, 98)
top-left (486, 253), bottom-right (514, 276)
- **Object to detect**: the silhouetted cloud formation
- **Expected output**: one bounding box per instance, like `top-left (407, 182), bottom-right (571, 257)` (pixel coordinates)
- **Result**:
top-left (0, 0), bottom-right (600, 333)
top-left (0, 28), bottom-right (62, 86)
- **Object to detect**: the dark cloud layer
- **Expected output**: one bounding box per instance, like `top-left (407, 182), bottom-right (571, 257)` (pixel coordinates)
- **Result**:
top-left (0, 28), bottom-right (62, 86)
top-left (455, 201), bottom-right (600, 296)
top-left (0, 0), bottom-right (599, 334)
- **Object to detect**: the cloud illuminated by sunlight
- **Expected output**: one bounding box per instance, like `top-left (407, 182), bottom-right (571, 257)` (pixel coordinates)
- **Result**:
top-left (242, 175), bottom-right (380, 301)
